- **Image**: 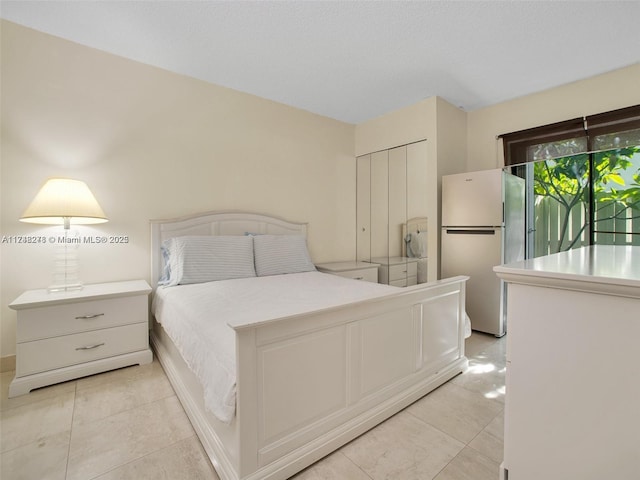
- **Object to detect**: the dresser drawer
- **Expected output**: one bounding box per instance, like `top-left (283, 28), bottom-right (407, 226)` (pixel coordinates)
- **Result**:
top-left (17, 295), bottom-right (148, 342)
top-left (16, 322), bottom-right (149, 377)
top-left (388, 262), bottom-right (418, 282)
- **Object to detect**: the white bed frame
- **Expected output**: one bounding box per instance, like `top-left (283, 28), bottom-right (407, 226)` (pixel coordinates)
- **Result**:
top-left (149, 211), bottom-right (468, 480)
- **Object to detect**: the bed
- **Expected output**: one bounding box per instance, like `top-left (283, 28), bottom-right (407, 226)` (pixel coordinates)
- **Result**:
top-left (149, 211), bottom-right (468, 480)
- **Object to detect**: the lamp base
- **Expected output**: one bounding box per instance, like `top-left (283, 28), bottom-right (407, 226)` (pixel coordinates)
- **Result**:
top-left (50, 228), bottom-right (82, 293)
top-left (48, 282), bottom-right (83, 293)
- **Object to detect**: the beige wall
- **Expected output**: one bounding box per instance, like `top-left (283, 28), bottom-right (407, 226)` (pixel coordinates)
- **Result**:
top-left (0, 21), bottom-right (356, 357)
top-left (435, 97), bottom-right (468, 178)
top-left (354, 97), bottom-right (435, 157)
top-left (467, 63), bottom-right (640, 171)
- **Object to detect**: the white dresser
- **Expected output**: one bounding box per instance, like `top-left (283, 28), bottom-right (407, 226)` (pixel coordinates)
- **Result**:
top-left (494, 246), bottom-right (640, 480)
top-left (315, 261), bottom-right (379, 283)
top-left (370, 256), bottom-right (419, 287)
top-left (9, 280), bottom-right (153, 397)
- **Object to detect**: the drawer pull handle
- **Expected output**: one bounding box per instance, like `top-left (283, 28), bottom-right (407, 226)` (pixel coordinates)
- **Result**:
top-left (75, 343), bottom-right (105, 351)
top-left (75, 313), bottom-right (105, 320)
top-left (354, 276), bottom-right (364, 280)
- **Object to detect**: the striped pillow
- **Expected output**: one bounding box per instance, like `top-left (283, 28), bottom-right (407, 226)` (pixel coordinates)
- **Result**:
top-left (166, 235), bottom-right (256, 286)
top-left (253, 235), bottom-right (316, 277)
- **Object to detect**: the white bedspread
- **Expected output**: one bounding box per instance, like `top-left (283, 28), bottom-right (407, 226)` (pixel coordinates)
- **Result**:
top-left (152, 271), bottom-right (398, 423)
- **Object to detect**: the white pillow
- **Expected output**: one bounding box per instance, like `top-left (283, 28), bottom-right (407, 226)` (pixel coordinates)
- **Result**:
top-left (253, 235), bottom-right (316, 277)
top-left (165, 235), bottom-right (256, 286)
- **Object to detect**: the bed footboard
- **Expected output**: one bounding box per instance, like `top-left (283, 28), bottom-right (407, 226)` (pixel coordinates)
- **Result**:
top-left (232, 275), bottom-right (468, 480)
top-left (153, 276), bottom-right (467, 480)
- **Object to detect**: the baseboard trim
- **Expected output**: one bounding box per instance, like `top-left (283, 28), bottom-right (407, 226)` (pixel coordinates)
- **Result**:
top-left (1, 355), bottom-right (16, 373)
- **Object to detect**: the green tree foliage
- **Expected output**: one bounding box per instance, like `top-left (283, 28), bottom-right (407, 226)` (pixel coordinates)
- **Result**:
top-left (533, 146), bottom-right (640, 250)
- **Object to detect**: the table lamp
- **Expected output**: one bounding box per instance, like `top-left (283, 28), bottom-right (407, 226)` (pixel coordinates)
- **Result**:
top-left (19, 178), bottom-right (108, 292)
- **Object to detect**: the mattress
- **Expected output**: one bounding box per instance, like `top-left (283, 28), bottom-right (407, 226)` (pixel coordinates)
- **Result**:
top-left (152, 271), bottom-right (399, 423)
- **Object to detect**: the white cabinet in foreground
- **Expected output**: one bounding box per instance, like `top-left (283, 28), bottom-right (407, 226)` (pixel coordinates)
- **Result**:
top-left (494, 246), bottom-right (640, 480)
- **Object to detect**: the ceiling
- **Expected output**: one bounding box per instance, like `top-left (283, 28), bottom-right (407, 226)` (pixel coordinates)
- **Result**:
top-left (1, 1), bottom-right (639, 124)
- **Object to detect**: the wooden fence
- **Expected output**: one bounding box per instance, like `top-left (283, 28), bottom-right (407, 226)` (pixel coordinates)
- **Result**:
top-left (534, 196), bottom-right (640, 257)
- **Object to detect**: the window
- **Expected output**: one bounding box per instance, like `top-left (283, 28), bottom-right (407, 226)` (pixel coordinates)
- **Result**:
top-left (500, 105), bottom-right (640, 257)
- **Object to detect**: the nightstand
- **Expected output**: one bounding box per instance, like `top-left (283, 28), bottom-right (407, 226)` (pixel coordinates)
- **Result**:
top-left (315, 261), bottom-right (380, 283)
top-left (370, 257), bottom-right (420, 287)
top-left (8, 280), bottom-right (153, 397)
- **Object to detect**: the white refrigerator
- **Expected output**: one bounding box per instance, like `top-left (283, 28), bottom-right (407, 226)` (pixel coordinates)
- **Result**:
top-left (441, 169), bottom-right (525, 337)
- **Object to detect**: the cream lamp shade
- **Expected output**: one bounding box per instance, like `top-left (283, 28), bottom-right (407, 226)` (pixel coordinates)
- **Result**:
top-left (20, 178), bottom-right (108, 229)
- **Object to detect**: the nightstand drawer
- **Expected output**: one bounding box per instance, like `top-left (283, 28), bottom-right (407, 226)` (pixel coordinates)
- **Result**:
top-left (16, 322), bottom-right (149, 377)
top-left (390, 276), bottom-right (417, 287)
top-left (332, 268), bottom-right (378, 283)
top-left (388, 262), bottom-right (418, 282)
top-left (315, 261), bottom-right (380, 283)
top-left (17, 295), bottom-right (148, 342)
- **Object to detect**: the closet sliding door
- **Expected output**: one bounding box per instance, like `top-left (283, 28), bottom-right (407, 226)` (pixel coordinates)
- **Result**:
top-left (356, 140), bottom-right (428, 286)
top-left (370, 151), bottom-right (389, 260)
top-left (406, 141), bottom-right (428, 284)
top-left (389, 146), bottom-right (407, 260)
top-left (356, 155), bottom-right (371, 262)
top-left (407, 141), bottom-right (428, 220)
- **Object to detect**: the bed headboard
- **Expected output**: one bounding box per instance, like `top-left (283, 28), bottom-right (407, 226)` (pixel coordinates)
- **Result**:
top-left (150, 211), bottom-right (308, 289)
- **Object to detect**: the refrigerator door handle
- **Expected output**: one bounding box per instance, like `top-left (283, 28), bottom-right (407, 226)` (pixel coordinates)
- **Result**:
top-left (445, 229), bottom-right (497, 235)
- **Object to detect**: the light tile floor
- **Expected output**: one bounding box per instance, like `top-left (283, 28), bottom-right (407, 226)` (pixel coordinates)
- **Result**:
top-left (0, 332), bottom-right (505, 480)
